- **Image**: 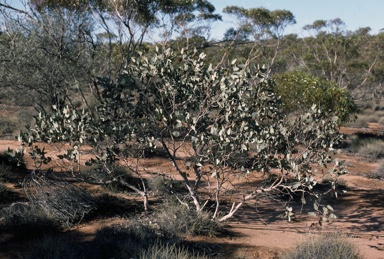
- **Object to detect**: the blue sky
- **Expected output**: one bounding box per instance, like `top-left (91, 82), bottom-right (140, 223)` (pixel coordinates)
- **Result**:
top-left (209, 0), bottom-right (384, 40)
top-left (7, 0), bottom-right (384, 40)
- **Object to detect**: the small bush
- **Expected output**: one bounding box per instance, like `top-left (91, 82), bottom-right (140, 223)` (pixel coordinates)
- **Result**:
top-left (0, 183), bottom-right (19, 203)
top-left (368, 160), bottom-right (384, 180)
top-left (88, 221), bottom-right (175, 259)
top-left (148, 175), bottom-right (188, 198)
top-left (21, 234), bottom-right (81, 259)
top-left (0, 117), bottom-right (18, 135)
top-left (357, 140), bottom-right (384, 161)
top-left (23, 174), bottom-right (96, 228)
top-left (283, 233), bottom-right (362, 259)
top-left (0, 162), bottom-right (12, 182)
top-left (0, 151), bottom-right (26, 170)
top-left (139, 242), bottom-right (209, 259)
top-left (155, 202), bottom-right (224, 237)
top-left (0, 203), bottom-right (61, 240)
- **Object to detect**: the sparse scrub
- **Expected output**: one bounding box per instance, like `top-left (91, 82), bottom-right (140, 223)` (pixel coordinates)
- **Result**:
top-left (379, 116), bottom-right (384, 125)
top-left (0, 162), bottom-right (12, 182)
top-left (283, 233), bottom-right (362, 259)
top-left (148, 175), bottom-right (188, 198)
top-left (0, 183), bottom-right (19, 203)
top-left (0, 117), bottom-right (18, 135)
top-left (357, 140), bottom-right (384, 161)
top-left (155, 202), bottom-right (224, 237)
top-left (139, 242), bottom-right (209, 259)
top-left (88, 221), bottom-right (176, 259)
top-left (368, 160), bottom-right (384, 180)
top-left (0, 203), bottom-right (61, 240)
top-left (23, 174), bottom-right (96, 228)
top-left (20, 234), bottom-right (81, 259)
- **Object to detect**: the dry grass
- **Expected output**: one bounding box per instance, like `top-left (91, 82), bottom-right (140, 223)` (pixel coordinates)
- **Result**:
top-left (283, 232), bottom-right (362, 259)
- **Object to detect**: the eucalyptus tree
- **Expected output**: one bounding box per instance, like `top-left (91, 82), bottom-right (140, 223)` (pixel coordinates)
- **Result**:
top-left (300, 19), bottom-right (381, 99)
top-left (222, 6), bottom-right (296, 74)
top-left (0, 1), bottom-right (98, 110)
top-left (15, 47), bottom-right (346, 223)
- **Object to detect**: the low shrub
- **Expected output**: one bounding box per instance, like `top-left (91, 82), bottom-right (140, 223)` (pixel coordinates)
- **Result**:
top-left (148, 175), bottom-right (188, 198)
top-left (0, 203), bottom-right (61, 240)
top-left (283, 233), bottom-right (362, 259)
top-left (0, 162), bottom-right (12, 182)
top-left (23, 174), bottom-right (96, 228)
top-left (357, 140), bottom-right (384, 161)
top-left (368, 160), bottom-right (384, 180)
top-left (0, 183), bottom-right (19, 203)
top-left (0, 151), bottom-right (26, 170)
top-left (20, 234), bottom-right (81, 259)
top-left (139, 242), bottom-right (209, 259)
top-left (88, 221), bottom-right (176, 259)
top-left (0, 117), bottom-right (18, 135)
top-left (155, 202), bottom-right (224, 237)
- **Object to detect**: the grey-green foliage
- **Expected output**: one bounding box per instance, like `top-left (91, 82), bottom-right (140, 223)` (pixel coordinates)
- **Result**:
top-left (15, 47), bottom-right (345, 221)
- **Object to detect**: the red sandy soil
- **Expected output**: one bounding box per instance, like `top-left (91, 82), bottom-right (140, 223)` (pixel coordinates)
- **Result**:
top-left (0, 124), bottom-right (384, 258)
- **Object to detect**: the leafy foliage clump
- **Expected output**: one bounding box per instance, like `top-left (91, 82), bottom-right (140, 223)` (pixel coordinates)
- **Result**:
top-left (273, 71), bottom-right (357, 123)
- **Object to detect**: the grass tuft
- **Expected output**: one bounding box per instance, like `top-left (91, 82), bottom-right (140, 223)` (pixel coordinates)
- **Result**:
top-left (283, 232), bottom-right (362, 259)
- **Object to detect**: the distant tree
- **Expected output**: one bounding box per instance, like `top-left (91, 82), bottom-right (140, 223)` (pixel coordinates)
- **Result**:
top-left (0, 3), bottom-right (97, 109)
top-left (301, 18), bottom-right (381, 99)
top-left (221, 6), bottom-right (296, 74)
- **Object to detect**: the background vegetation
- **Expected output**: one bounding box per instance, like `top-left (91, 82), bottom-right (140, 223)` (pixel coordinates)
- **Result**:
top-left (0, 0), bottom-right (379, 258)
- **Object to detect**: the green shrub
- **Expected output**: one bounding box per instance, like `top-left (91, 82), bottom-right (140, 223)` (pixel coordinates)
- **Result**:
top-left (283, 233), bottom-right (362, 259)
top-left (273, 71), bottom-right (357, 123)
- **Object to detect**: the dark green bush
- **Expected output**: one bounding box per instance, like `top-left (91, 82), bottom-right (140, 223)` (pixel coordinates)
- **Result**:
top-left (283, 233), bottom-right (362, 259)
top-left (273, 71), bottom-right (357, 123)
